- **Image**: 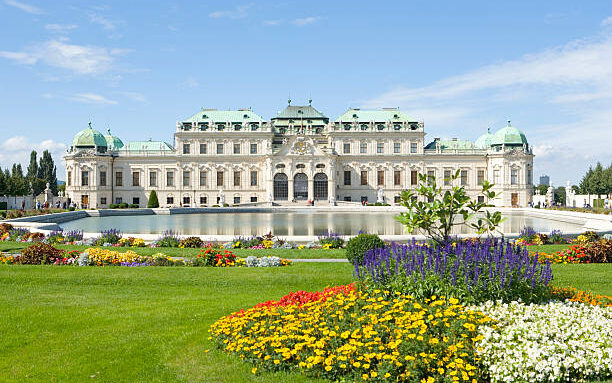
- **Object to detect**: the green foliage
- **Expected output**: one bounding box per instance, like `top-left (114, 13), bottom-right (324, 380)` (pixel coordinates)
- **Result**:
top-left (580, 162), bottom-right (612, 195)
top-left (147, 190), bottom-right (159, 208)
top-left (396, 170), bottom-right (504, 245)
top-left (128, 204), bottom-right (139, 208)
top-left (118, 203), bottom-right (128, 209)
top-left (345, 233), bottom-right (384, 265)
top-left (19, 243), bottom-right (64, 265)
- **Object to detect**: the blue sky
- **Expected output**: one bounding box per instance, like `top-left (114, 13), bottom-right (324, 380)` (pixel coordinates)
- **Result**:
top-left (1, 1), bottom-right (611, 185)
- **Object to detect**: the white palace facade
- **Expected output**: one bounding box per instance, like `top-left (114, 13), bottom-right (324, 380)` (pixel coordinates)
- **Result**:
top-left (65, 101), bottom-right (534, 208)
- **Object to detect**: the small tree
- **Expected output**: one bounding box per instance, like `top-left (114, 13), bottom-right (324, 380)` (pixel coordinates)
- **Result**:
top-left (147, 190), bottom-right (159, 208)
top-left (395, 170), bottom-right (503, 246)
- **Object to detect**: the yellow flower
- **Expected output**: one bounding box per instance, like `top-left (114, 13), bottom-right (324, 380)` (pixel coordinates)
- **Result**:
top-left (251, 367), bottom-right (257, 374)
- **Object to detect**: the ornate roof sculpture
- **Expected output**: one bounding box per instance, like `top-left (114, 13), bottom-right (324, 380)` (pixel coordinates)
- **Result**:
top-left (104, 129), bottom-right (124, 151)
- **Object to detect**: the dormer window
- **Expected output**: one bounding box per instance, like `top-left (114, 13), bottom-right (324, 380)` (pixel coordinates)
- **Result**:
top-left (377, 124), bottom-right (385, 131)
top-left (360, 124), bottom-right (368, 131)
top-left (217, 124), bottom-right (225, 131)
top-left (289, 119), bottom-right (294, 123)
top-left (352, 113), bottom-right (358, 118)
top-left (200, 123), bottom-right (208, 131)
top-left (202, 114), bottom-right (208, 119)
top-left (250, 123), bottom-right (258, 131)
top-left (394, 124), bottom-right (402, 130)
top-left (343, 124), bottom-right (351, 131)
top-left (243, 114), bottom-right (249, 119)
top-left (410, 124), bottom-right (418, 131)
top-left (234, 124), bottom-right (242, 131)
top-left (393, 114), bottom-right (399, 118)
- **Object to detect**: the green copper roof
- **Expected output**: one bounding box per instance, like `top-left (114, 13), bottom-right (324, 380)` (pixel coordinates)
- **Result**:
top-left (475, 128), bottom-right (494, 149)
top-left (104, 129), bottom-right (124, 151)
top-left (72, 124), bottom-right (107, 148)
top-left (335, 108), bottom-right (414, 123)
top-left (183, 109), bottom-right (265, 123)
top-left (273, 104), bottom-right (328, 120)
top-left (119, 141), bottom-right (173, 151)
top-left (490, 121), bottom-right (528, 146)
top-left (424, 139), bottom-right (476, 150)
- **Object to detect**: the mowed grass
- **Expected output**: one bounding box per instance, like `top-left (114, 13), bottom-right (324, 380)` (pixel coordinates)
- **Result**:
top-left (0, 259), bottom-right (609, 382)
top-left (0, 263), bottom-right (354, 383)
top-left (0, 241), bottom-right (571, 260)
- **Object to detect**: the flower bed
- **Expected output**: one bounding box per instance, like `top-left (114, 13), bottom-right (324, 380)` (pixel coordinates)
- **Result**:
top-left (210, 286), bottom-right (489, 382)
top-left (473, 300), bottom-right (612, 382)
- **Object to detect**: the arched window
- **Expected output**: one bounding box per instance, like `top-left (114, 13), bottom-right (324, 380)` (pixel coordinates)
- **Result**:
top-left (343, 124), bottom-right (351, 131)
top-left (294, 173), bottom-right (308, 200)
top-left (273, 173), bottom-right (288, 200)
top-left (314, 173), bottom-right (328, 199)
top-left (377, 124), bottom-right (385, 131)
top-left (233, 124), bottom-right (242, 131)
top-left (393, 124), bottom-right (402, 130)
top-left (360, 124), bottom-right (368, 131)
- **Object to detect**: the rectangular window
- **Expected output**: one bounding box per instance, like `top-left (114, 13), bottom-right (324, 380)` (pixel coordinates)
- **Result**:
top-left (393, 142), bottom-right (401, 154)
top-left (115, 171), bottom-right (123, 187)
top-left (377, 142), bottom-right (384, 154)
top-left (217, 143), bottom-right (224, 155)
top-left (394, 170), bottom-right (401, 186)
top-left (183, 171), bottom-right (190, 187)
top-left (494, 169), bottom-right (500, 184)
top-left (200, 196), bottom-right (207, 205)
top-left (410, 142), bottom-right (417, 153)
top-left (411, 170), bottom-right (418, 185)
top-left (166, 171), bottom-right (174, 187)
top-left (460, 170), bottom-right (468, 186)
top-left (250, 196), bottom-right (257, 202)
top-left (343, 142), bottom-right (351, 154)
top-left (81, 171), bottom-right (89, 186)
top-left (360, 142), bottom-right (367, 154)
top-left (377, 170), bottom-right (384, 186)
top-left (115, 197), bottom-right (122, 204)
top-left (183, 196), bottom-right (190, 205)
top-left (360, 170), bottom-right (368, 185)
top-left (166, 196), bottom-right (174, 204)
top-left (199, 170), bottom-right (207, 187)
top-left (132, 197), bottom-right (140, 205)
top-left (250, 171), bottom-right (258, 186)
top-left (477, 170), bottom-right (485, 185)
top-left (217, 171), bottom-right (224, 187)
top-left (67, 171), bottom-right (72, 186)
top-left (234, 196), bottom-right (240, 204)
top-left (427, 170), bottom-right (435, 186)
top-left (344, 170), bottom-right (351, 186)
top-left (199, 143), bottom-right (207, 154)
top-left (511, 169), bottom-right (518, 185)
top-left (250, 143), bottom-right (257, 154)
top-left (527, 168), bottom-right (532, 185)
top-left (233, 171), bottom-right (241, 187)
top-left (444, 170), bottom-right (451, 186)
top-left (132, 171), bottom-right (140, 187)
top-left (149, 171), bottom-right (157, 187)
top-left (100, 197), bottom-right (107, 205)
top-left (100, 171), bottom-right (107, 186)
top-left (394, 195), bottom-right (401, 204)
top-left (182, 143), bottom-right (190, 154)
top-left (477, 196), bottom-right (485, 204)
top-left (344, 196), bottom-right (352, 202)
top-left (233, 143), bottom-right (241, 154)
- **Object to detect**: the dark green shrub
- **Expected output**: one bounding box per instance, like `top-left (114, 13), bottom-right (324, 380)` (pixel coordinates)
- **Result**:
top-left (223, 203), bottom-right (229, 207)
top-left (128, 204), bottom-right (139, 208)
top-left (585, 239), bottom-right (612, 263)
top-left (19, 243), bottom-right (64, 264)
top-left (345, 233), bottom-right (385, 265)
top-left (179, 236), bottom-right (204, 248)
top-left (118, 203), bottom-right (129, 209)
top-left (109, 203), bottom-right (118, 209)
top-left (147, 190), bottom-right (159, 208)
top-left (68, 206), bottom-right (75, 211)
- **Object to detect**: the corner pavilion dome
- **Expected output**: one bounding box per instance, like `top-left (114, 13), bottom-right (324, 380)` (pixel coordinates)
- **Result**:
top-left (475, 128), bottom-right (494, 149)
top-left (72, 123), bottom-right (107, 151)
top-left (104, 129), bottom-right (124, 151)
top-left (490, 121), bottom-right (528, 147)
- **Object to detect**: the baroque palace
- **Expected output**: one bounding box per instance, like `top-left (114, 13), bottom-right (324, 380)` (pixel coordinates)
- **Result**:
top-left (65, 100), bottom-right (534, 208)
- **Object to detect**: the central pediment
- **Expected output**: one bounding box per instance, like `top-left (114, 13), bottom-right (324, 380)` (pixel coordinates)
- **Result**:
top-left (273, 135), bottom-right (331, 157)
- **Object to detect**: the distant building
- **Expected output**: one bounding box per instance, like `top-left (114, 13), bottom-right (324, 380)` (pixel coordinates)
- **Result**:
top-left (539, 175), bottom-right (550, 186)
top-left (65, 102), bottom-right (534, 208)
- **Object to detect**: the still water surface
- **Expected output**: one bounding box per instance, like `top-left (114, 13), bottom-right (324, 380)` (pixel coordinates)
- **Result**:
top-left (59, 211), bottom-right (585, 236)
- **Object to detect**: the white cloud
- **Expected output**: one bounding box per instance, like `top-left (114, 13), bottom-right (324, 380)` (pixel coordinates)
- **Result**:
top-left (0, 39), bottom-right (128, 75)
top-left (45, 23), bottom-right (78, 33)
top-left (291, 16), bottom-right (320, 26)
top-left (263, 19), bottom-right (281, 26)
top-left (0, 136), bottom-right (67, 178)
top-left (209, 4), bottom-right (250, 19)
top-left (4, 0), bottom-right (41, 14)
top-left (71, 93), bottom-right (117, 105)
top-left (88, 12), bottom-right (117, 30)
top-left (118, 91), bottom-right (146, 102)
top-left (363, 29), bottom-right (612, 184)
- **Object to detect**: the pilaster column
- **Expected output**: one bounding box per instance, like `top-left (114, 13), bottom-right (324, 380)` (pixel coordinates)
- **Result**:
top-left (308, 178), bottom-right (314, 201)
top-left (288, 178), bottom-right (294, 200)
top-left (328, 177), bottom-right (335, 202)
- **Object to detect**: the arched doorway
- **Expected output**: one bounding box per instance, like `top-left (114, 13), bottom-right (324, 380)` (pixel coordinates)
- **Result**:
top-left (314, 173), bottom-right (328, 200)
top-left (273, 173), bottom-right (288, 200)
top-left (294, 173), bottom-right (308, 200)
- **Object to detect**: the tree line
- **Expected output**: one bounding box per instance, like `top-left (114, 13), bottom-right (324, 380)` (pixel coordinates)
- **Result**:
top-left (579, 162), bottom-right (612, 196)
top-left (0, 150), bottom-right (59, 197)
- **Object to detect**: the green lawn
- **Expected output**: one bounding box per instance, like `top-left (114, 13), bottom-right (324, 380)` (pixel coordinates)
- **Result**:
top-left (0, 262), bottom-right (610, 382)
top-left (0, 240), bottom-right (571, 260)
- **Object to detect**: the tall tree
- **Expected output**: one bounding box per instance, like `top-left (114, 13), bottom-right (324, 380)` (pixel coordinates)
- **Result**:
top-left (26, 150), bottom-right (45, 196)
top-left (579, 166), bottom-right (594, 194)
top-left (0, 168), bottom-right (6, 196)
top-left (592, 162), bottom-right (606, 197)
top-left (10, 164), bottom-right (29, 196)
top-left (38, 150), bottom-right (58, 195)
